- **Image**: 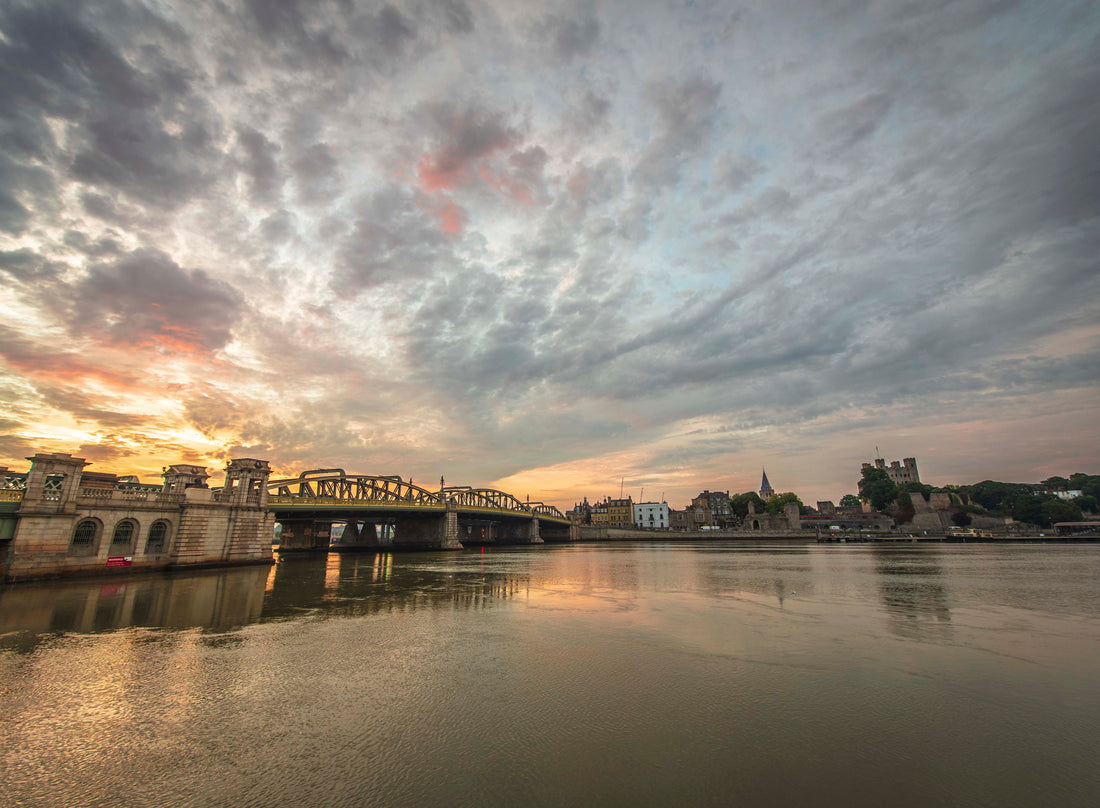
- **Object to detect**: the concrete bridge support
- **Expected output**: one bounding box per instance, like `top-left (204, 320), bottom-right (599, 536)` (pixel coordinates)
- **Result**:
top-left (334, 520), bottom-right (382, 550)
top-left (500, 517), bottom-right (543, 545)
top-left (277, 518), bottom-right (332, 551)
top-left (539, 521), bottom-right (577, 543)
top-left (391, 501), bottom-right (463, 550)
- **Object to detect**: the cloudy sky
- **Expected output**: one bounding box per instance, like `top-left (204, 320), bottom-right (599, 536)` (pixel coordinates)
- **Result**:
top-left (1, 0), bottom-right (1097, 508)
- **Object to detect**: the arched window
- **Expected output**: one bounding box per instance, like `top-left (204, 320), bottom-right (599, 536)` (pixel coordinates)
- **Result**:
top-left (146, 520), bottom-right (169, 554)
top-left (111, 519), bottom-right (136, 548)
top-left (70, 518), bottom-right (101, 556)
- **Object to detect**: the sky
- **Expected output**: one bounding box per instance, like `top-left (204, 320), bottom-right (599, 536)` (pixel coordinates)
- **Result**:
top-left (1, 0), bottom-right (1098, 510)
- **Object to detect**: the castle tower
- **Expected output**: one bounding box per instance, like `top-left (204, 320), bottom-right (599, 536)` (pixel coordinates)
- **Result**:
top-left (759, 468), bottom-right (775, 500)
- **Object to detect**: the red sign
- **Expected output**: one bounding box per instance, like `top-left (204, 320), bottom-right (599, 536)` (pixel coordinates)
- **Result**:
top-left (106, 556), bottom-right (133, 567)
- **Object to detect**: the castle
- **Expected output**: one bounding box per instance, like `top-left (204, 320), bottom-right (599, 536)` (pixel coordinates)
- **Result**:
top-left (862, 457), bottom-right (920, 486)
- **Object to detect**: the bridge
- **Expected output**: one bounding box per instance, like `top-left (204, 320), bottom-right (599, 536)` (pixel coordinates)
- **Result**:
top-left (266, 469), bottom-right (575, 551)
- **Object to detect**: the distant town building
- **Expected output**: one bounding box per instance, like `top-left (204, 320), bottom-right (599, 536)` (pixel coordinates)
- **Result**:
top-left (817, 500), bottom-right (836, 515)
top-left (669, 508), bottom-right (692, 531)
top-left (606, 497), bottom-right (633, 527)
top-left (759, 469), bottom-right (775, 500)
top-left (1049, 490), bottom-right (1083, 501)
top-left (568, 497), bottom-right (593, 523)
top-left (632, 502), bottom-right (670, 529)
top-left (690, 490), bottom-right (731, 527)
top-left (862, 457), bottom-right (920, 486)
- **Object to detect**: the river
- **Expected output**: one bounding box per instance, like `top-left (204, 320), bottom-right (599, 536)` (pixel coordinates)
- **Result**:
top-left (2, 541), bottom-right (1098, 807)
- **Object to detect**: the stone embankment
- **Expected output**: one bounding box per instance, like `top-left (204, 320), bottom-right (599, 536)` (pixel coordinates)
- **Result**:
top-left (578, 526), bottom-right (808, 541)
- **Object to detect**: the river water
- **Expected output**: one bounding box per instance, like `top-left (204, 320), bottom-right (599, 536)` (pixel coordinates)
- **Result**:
top-left (1, 541), bottom-right (1098, 807)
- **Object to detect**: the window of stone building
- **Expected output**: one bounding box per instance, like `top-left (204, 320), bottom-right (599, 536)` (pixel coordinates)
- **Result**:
top-left (146, 520), bottom-right (169, 554)
top-left (111, 519), bottom-right (137, 548)
top-left (70, 518), bottom-right (100, 556)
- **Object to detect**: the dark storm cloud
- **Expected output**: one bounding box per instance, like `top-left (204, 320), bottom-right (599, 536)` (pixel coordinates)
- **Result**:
top-left (633, 76), bottom-right (722, 190)
top-left (532, 11), bottom-right (600, 61)
top-left (333, 186), bottom-right (453, 293)
top-left (70, 112), bottom-right (218, 210)
top-left (47, 249), bottom-right (245, 353)
top-left (366, 4), bottom-right (418, 56)
top-left (416, 103), bottom-right (520, 191)
top-left (259, 209), bottom-right (298, 244)
top-left (0, 249), bottom-right (61, 280)
top-left (0, 156), bottom-right (54, 235)
top-left (433, 0), bottom-right (474, 34)
top-left (244, 0), bottom-right (351, 66)
top-left (816, 92), bottom-right (893, 156)
top-left (562, 88), bottom-right (612, 135)
top-left (0, 2), bottom-right (221, 213)
top-left (235, 126), bottom-right (284, 207)
top-left (291, 142), bottom-right (342, 204)
top-left (711, 152), bottom-right (762, 194)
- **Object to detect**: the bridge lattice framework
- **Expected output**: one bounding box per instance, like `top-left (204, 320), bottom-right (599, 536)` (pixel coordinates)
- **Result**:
top-left (267, 470), bottom-right (567, 521)
top-left (265, 469), bottom-right (570, 550)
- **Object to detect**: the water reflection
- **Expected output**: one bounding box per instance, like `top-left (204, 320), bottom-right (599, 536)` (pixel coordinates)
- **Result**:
top-left (872, 547), bottom-right (954, 641)
top-left (0, 550), bottom-right (538, 650)
top-left (262, 551), bottom-right (532, 619)
top-left (0, 565), bottom-right (270, 652)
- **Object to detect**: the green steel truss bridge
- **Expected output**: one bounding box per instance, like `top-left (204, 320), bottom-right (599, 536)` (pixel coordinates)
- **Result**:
top-left (266, 469), bottom-right (569, 524)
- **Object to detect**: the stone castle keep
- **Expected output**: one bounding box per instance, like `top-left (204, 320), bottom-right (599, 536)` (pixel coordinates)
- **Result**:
top-left (862, 457), bottom-right (920, 485)
top-left (1, 452), bottom-right (275, 582)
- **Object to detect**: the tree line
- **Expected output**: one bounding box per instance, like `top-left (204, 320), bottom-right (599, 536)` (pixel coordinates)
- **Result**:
top-left (856, 467), bottom-right (1099, 528)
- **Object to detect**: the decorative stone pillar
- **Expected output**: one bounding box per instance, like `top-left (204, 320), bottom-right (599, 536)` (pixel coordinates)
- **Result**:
top-left (20, 453), bottom-right (88, 514)
top-left (222, 459), bottom-right (272, 506)
top-left (162, 464), bottom-right (210, 495)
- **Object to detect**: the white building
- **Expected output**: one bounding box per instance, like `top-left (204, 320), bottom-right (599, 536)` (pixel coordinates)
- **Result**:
top-left (633, 501), bottom-right (670, 529)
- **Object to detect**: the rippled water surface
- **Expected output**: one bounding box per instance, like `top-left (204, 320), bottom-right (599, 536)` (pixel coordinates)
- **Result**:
top-left (2, 542), bottom-right (1099, 807)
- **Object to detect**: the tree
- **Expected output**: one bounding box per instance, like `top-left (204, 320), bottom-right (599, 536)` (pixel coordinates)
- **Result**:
top-left (898, 481), bottom-right (933, 500)
top-left (951, 510), bottom-right (972, 527)
top-left (1073, 494), bottom-right (1097, 514)
top-left (1041, 499), bottom-right (1082, 525)
top-left (1012, 493), bottom-right (1049, 527)
top-left (896, 492), bottom-right (915, 524)
top-left (765, 492), bottom-right (803, 514)
top-left (858, 466), bottom-right (898, 512)
top-left (964, 480), bottom-right (1032, 515)
top-left (729, 491), bottom-right (766, 519)
top-left (839, 494), bottom-right (862, 509)
top-left (1041, 476), bottom-right (1070, 491)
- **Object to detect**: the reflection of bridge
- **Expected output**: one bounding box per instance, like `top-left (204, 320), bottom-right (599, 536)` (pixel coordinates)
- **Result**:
top-left (266, 470), bottom-right (575, 551)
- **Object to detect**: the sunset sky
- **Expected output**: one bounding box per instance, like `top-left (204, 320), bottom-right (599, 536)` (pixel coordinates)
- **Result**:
top-left (1, 0), bottom-right (1098, 509)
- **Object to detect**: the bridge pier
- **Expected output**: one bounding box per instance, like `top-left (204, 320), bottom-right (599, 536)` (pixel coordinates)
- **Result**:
top-left (334, 520), bottom-right (383, 551)
top-left (500, 517), bottom-right (544, 545)
top-left (277, 518), bottom-right (332, 551)
top-left (391, 500), bottom-right (462, 551)
top-left (539, 520), bottom-right (577, 543)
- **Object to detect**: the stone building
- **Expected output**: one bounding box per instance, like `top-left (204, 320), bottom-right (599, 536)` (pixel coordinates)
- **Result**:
top-left (690, 490), bottom-right (732, 527)
top-left (742, 499), bottom-right (801, 533)
top-left (862, 457), bottom-right (920, 486)
top-left (1, 452), bottom-right (274, 582)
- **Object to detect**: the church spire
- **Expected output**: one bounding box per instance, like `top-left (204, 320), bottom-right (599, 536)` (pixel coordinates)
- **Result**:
top-left (759, 468), bottom-right (775, 500)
